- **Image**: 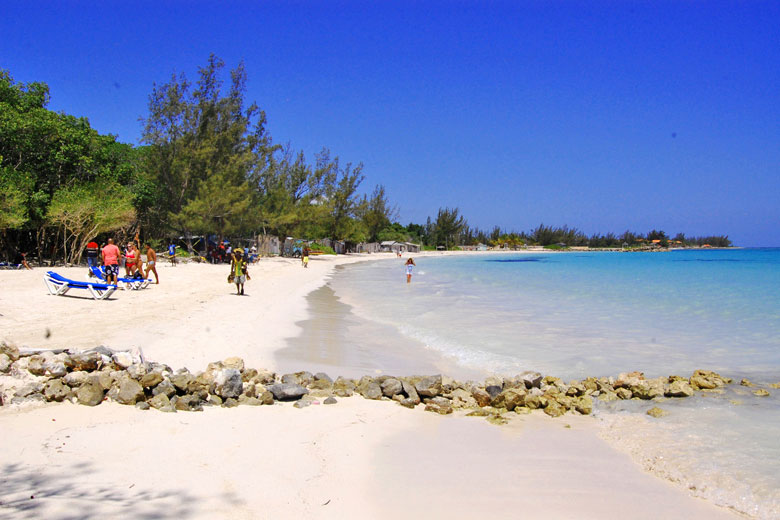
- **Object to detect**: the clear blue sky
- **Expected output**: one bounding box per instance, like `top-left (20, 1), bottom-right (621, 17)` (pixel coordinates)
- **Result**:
top-left (3, 1), bottom-right (778, 246)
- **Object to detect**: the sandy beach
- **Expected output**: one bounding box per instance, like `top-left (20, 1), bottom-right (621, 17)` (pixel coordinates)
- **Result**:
top-left (0, 255), bottom-right (741, 519)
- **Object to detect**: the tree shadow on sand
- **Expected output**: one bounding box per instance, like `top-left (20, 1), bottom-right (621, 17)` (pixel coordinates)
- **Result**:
top-left (0, 461), bottom-right (199, 519)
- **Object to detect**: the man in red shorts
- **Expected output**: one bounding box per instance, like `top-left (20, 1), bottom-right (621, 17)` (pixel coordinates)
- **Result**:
top-left (101, 238), bottom-right (121, 285)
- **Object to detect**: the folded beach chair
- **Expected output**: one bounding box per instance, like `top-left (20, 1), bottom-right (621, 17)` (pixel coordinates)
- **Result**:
top-left (89, 265), bottom-right (152, 290)
top-left (44, 271), bottom-right (118, 300)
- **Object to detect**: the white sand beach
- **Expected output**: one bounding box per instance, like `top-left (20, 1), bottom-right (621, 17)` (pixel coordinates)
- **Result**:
top-left (0, 256), bottom-right (741, 519)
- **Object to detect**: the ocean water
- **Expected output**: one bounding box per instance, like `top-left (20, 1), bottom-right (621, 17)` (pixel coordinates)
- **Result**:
top-left (318, 248), bottom-right (780, 518)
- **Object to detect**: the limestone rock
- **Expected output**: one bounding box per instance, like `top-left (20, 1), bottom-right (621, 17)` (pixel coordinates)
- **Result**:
top-left (112, 351), bottom-right (134, 369)
top-left (267, 383), bottom-right (308, 401)
top-left (222, 357), bottom-right (245, 371)
top-left (43, 356), bottom-right (68, 378)
top-left (152, 380), bottom-right (176, 398)
top-left (76, 382), bottom-right (105, 406)
top-left (15, 382), bottom-right (44, 398)
top-left (113, 377), bottom-right (145, 405)
top-left (357, 379), bottom-right (383, 400)
top-left (139, 371), bottom-right (164, 389)
top-left (238, 395), bottom-right (263, 406)
top-left (0, 353), bottom-right (11, 373)
top-left (173, 394), bottom-right (203, 411)
top-left (666, 380), bottom-right (694, 398)
top-left (0, 343), bottom-right (20, 362)
top-left (309, 378), bottom-right (333, 391)
top-left (170, 371), bottom-right (194, 392)
top-left (258, 390), bottom-right (275, 405)
top-left (27, 355), bottom-right (46, 376)
top-left (64, 371), bottom-right (89, 387)
top-left (615, 371), bottom-right (644, 388)
top-left (615, 388), bottom-right (633, 400)
top-left (690, 370), bottom-right (731, 390)
top-left (149, 393), bottom-right (176, 412)
top-left (282, 371), bottom-right (314, 386)
top-left (519, 371), bottom-right (543, 389)
top-left (449, 388), bottom-right (478, 408)
top-left (753, 389), bottom-right (770, 397)
top-left (401, 380), bottom-right (421, 404)
top-left (324, 396), bottom-right (338, 405)
top-left (769, 382), bottom-right (780, 389)
top-left (222, 398), bottom-right (239, 408)
top-left (67, 352), bottom-right (101, 372)
top-left (493, 388), bottom-right (526, 411)
top-left (574, 396), bottom-right (593, 415)
top-left (631, 379), bottom-right (665, 400)
top-left (415, 375), bottom-right (442, 398)
top-left (214, 369), bottom-right (243, 399)
top-left (424, 396), bottom-right (453, 415)
top-left (598, 391), bottom-right (618, 402)
top-left (333, 377), bottom-right (356, 397)
top-left (471, 387), bottom-right (491, 407)
top-left (380, 377), bottom-right (403, 398)
top-left (740, 378), bottom-right (754, 387)
top-left (544, 401), bottom-right (566, 417)
top-left (314, 372), bottom-right (333, 383)
top-left (646, 406), bottom-right (668, 418)
top-left (43, 379), bottom-right (70, 402)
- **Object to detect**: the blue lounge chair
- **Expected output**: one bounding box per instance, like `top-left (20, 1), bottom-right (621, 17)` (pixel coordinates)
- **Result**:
top-left (44, 271), bottom-right (118, 300)
top-left (89, 265), bottom-right (152, 290)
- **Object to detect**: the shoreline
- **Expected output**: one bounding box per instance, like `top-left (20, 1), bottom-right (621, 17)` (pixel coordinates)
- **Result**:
top-left (0, 255), bottom-right (746, 519)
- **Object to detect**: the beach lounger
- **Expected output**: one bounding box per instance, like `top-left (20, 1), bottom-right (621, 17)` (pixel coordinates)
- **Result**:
top-left (89, 265), bottom-right (152, 290)
top-left (44, 271), bottom-right (118, 300)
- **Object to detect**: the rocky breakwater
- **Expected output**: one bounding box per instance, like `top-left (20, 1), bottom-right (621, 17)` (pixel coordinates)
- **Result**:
top-left (1, 342), bottom-right (765, 422)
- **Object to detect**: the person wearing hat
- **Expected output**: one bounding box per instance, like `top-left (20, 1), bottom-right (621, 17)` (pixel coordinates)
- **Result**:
top-left (230, 247), bottom-right (250, 295)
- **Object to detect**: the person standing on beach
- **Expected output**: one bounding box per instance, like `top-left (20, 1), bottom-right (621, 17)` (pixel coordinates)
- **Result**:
top-left (168, 242), bottom-right (177, 266)
top-left (101, 238), bottom-right (121, 285)
top-left (144, 243), bottom-right (159, 284)
top-left (302, 244), bottom-right (310, 268)
top-left (230, 248), bottom-right (250, 295)
top-left (405, 257), bottom-right (416, 283)
top-left (85, 241), bottom-right (99, 273)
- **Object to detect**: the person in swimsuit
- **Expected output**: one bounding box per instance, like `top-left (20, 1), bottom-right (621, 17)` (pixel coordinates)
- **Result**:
top-left (144, 244), bottom-right (159, 283)
top-left (405, 257), bottom-right (416, 284)
top-left (101, 238), bottom-right (121, 285)
top-left (168, 243), bottom-right (177, 266)
top-left (125, 242), bottom-right (136, 276)
top-left (230, 248), bottom-right (250, 295)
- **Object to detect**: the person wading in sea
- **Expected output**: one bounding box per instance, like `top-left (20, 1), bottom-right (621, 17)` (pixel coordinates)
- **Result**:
top-left (405, 257), bottom-right (416, 284)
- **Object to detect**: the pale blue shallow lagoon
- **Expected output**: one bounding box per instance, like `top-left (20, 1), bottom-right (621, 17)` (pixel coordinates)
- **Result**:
top-left (310, 248), bottom-right (780, 518)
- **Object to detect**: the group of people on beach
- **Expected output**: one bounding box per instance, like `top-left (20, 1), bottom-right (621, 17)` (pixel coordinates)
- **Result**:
top-left (87, 236), bottom-right (161, 285)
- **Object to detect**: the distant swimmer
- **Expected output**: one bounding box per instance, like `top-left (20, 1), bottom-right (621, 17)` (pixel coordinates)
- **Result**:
top-left (405, 257), bottom-right (416, 284)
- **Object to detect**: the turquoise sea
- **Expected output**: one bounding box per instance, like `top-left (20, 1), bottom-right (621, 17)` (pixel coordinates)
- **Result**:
top-left (307, 248), bottom-right (780, 518)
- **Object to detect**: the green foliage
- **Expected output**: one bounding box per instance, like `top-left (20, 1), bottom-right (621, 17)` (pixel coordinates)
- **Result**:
top-left (46, 182), bottom-right (136, 263)
top-left (310, 242), bottom-right (336, 255)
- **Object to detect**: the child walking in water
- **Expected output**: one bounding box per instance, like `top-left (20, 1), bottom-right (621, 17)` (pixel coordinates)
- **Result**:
top-left (405, 257), bottom-right (416, 283)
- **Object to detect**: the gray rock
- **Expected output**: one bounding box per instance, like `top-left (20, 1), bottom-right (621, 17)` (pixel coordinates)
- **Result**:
top-left (401, 380), bottom-right (421, 404)
top-left (314, 372), bottom-right (333, 383)
top-left (64, 371), bottom-right (89, 387)
top-left (485, 385), bottom-right (502, 400)
top-left (222, 356), bottom-right (245, 371)
top-left (170, 371), bottom-right (194, 392)
top-left (135, 401), bottom-right (151, 410)
top-left (519, 371), bottom-right (543, 388)
top-left (267, 383), bottom-right (309, 401)
top-left (309, 378), bottom-right (333, 391)
top-left (471, 387), bottom-right (491, 407)
top-left (357, 380), bottom-right (383, 400)
top-left (666, 380), bottom-right (695, 398)
top-left (222, 398), bottom-right (239, 408)
top-left (0, 343), bottom-right (20, 362)
top-left (282, 371), bottom-right (314, 386)
top-left (258, 390), bottom-right (275, 405)
top-left (415, 375), bottom-right (442, 398)
top-left (27, 355), bottom-right (46, 376)
top-left (149, 393), bottom-right (176, 412)
top-left (293, 399), bottom-right (312, 409)
top-left (140, 371), bottom-right (164, 389)
top-left (113, 377), bottom-right (145, 405)
top-left (238, 395), bottom-right (263, 406)
top-left (380, 378), bottom-right (403, 398)
top-left (95, 370), bottom-right (114, 391)
top-left (0, 353), bottom-right (11, 373)
top-left (324, 396), bottom-right (338, 405)
top-left (112, 351), bottom-right (134, 369)
top-left (152, 380), bottom-right (176, 398)
top-left (214, 369), bottom-right (243, 399)
top-left (43, 379), bottom-right (70, 402)
top-left (398, 397), bottom-right (418, 408)
top-left (67, 352), bottom-right (101, 372)
top-left (15, 382), bottom-right (44, 398)
top-left (333, 377), bottom-right (356, 397)
top-left (76, 382), bottom-right (105, 406)
top-left (125, 363), bottom-right (148, 380)
top-left (43, 356), bottom-right (68, 378)
top-left (174, 394), bottom-right (203, 411)
top-left (424, 396), bottom-right (453, 415)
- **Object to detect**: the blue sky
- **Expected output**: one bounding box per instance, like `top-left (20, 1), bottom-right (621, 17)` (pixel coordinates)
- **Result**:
top-left (3, 1), bottom-right (778, 245)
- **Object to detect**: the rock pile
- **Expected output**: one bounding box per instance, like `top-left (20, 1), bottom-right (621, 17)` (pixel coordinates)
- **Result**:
top-left (0, 342), bottom-right (760, 420)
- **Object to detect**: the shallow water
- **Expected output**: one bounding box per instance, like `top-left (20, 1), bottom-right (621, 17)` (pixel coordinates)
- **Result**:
top-left (301, 248), bottom-right (780, 518)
